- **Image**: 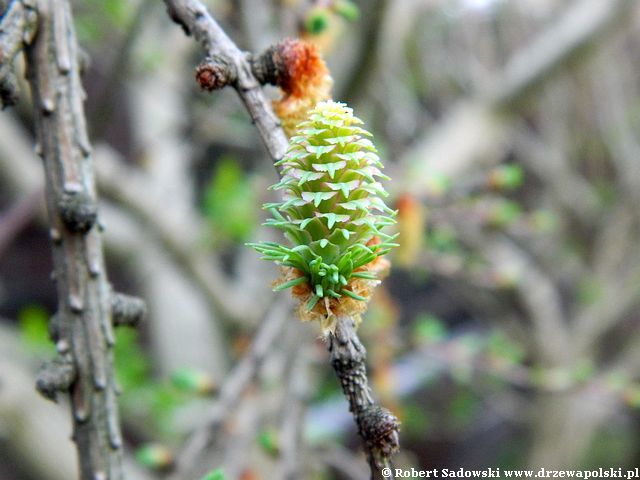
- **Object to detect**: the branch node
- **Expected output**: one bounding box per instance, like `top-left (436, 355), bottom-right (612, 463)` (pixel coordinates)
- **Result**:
top-left (36, 355), bottom-right (76, 402)
top-left (111, 292), bottom-right (146, 327)
top-left (68, 293), bottom-right (84, 313)
top-left (195, 56), bottom-right (237, 91)
top-left (57, 189), bottom-right (97, 233)
top-left (40, 97), bottom-right (56, 114)
top-left (22, 0), bottom-right (38, 10)
top-left (359, 405), bottom-right (401, 457)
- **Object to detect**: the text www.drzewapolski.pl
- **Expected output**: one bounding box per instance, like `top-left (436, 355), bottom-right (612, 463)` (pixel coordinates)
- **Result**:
top-left (382, 467), bottom-right (640, 478)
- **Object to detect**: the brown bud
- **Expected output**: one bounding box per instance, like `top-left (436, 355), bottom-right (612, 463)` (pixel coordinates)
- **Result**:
top-left (195, 57), bottom-right (236, 91)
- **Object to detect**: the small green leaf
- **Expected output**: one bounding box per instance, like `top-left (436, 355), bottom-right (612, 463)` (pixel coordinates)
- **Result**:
top-left (319, 213), bottom-right (350, 228)
top-left (18, 304), bottom-right (53, 354)
top-left (489, 164), bottom-right (524, 190)
top-left (312, 161), bottom-right (347, 179)
top-left (305, 8), bottom-right (331, 35)
top-left (135, 444), bottom-right (173, 470)
top-left (413, 314), bottom-right (446, 344)
top-left (301, 191), bottom-right (337, 207)
top-left (352, 271), bottom-right (377, 280)
top-left (201, 468), bottom-right (226, 480)
top-left (487, 200), bottom-right (522, 227)
top-left (171, 368), bottom-right (216, 395)
top-left (257, 429), bottom-right (280, 456)
top-left (305, 144), bottom-right (336, 158)
top-left (333, 1), bottom-right (360, 22)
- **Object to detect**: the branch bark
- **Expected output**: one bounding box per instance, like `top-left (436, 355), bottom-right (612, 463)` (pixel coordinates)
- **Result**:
top-left (0, 1), bottom-right (146, 478)
top-left (329, 315), bottom-right (400, 480)
top-left (163, 2), bottom-right (400, 477)
top-left (24, 1), bottom-right (125, 477)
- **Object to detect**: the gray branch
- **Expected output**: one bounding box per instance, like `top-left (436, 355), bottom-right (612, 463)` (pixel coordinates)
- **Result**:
top-left (1, 0), bottom-right (144, 478)
top-left (24, 1), bottom-right (124, 476)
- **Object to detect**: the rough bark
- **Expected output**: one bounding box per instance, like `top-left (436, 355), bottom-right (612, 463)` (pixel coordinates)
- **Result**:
top-left (0, 0), bottom-right (139, 478)
top-left (329, 315), bottom-right (400, 480)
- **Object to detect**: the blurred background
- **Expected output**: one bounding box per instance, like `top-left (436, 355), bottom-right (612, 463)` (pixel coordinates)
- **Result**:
top-left (1, 0), bottom-right (640, 478)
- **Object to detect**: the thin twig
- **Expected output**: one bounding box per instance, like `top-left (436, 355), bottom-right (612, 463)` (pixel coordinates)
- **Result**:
top-left (279, 344), bottom-right (311, 480)
top-left (490, 0), bottom-right (632, 109)
top-left (400, 0), bottom-right (632, 196)
top-left (169, 299), bottom-right (289, 479)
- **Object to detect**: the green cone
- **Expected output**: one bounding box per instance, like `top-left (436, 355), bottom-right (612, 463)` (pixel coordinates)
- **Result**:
top-left (249, 101), bottom-right (398, 309)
